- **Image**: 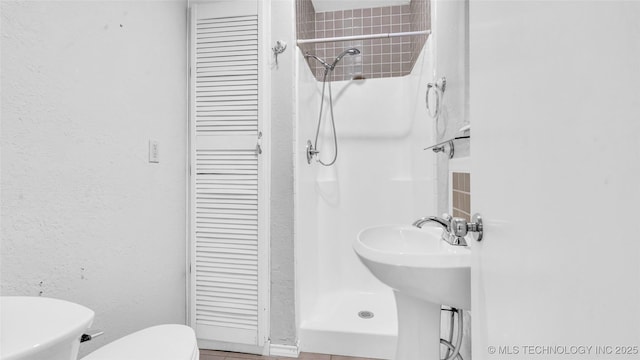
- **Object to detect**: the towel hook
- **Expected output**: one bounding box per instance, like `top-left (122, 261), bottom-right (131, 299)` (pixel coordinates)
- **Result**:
top-left (272, 40), bottom-right (287, 65)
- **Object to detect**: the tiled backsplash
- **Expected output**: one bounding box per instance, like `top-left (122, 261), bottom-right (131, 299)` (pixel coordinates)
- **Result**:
top-left (452, 172), bottom-right (471, 222)
top-left (296, 0), bottom-right (430, 81)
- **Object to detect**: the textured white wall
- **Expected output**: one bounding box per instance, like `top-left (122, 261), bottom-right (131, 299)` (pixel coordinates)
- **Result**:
top-left (1, 1), bottom-right (188, 356)
top-left (269, 0), bottom-right (297, 347)
top-left (294, 43), bottom-right (320, 331)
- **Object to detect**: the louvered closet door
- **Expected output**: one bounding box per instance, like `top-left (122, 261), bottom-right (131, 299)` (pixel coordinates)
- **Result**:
top-left (189, 1), bottom-right (267, 350)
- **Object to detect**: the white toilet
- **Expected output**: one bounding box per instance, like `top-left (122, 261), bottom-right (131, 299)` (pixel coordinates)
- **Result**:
top-left (0, 296), bottom-right (199, 360)
top-left (81, 324), bottom-right (199, 360)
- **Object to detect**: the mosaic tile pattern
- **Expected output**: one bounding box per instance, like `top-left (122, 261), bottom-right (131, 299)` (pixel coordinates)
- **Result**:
top-left (296, 0), bottom-right (430, 81)
top-left (410, 0), bottom-right (429, 65)
top-left (452, 172), bottom-right (471, 222)
top-left (296, 0), bottom-right (315, 59)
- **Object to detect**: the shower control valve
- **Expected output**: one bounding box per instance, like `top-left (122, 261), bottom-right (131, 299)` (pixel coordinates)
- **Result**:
top-left (306, 140), bottom-right (319, 164)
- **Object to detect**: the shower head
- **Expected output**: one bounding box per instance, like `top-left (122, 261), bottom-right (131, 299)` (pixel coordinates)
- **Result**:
top-left (332, 48), bottom-right (361, 68)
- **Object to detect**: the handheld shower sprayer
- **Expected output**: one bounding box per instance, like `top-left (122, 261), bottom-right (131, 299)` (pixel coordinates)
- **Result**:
top-left (331, 47), bottom-right (360, 69)
top-left (304, 47), bottom-right (361, 166)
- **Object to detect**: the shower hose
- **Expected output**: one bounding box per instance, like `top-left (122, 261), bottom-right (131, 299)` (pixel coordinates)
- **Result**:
top-left (312, 66), bottom-right (339, 166)
top-left (441, 307), bottom-right (464, 360)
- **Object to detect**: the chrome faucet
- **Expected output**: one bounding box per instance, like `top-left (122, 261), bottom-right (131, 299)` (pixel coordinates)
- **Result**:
top-left (412, 214), bottom-right (469, 246)
top-left (412, 215), bottom-right (451, 230)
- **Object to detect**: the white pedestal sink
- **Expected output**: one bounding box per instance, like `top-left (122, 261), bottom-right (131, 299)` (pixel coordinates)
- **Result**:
top-left (353, 225), bottom-right (470, 360)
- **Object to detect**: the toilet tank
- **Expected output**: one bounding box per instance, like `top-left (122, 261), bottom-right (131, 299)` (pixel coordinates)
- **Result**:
top-left (1, 296), bottom-right (95, 360)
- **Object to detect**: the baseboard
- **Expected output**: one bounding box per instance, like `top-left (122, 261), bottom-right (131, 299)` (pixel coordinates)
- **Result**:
top-left (269, 342), bottom-right (300, 358)
top-left (197, 339), bottom-right (266, 356)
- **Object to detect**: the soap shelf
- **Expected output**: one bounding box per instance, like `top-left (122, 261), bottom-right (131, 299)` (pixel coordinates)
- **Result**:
top-left (424, 135), bottom-right (470, 159)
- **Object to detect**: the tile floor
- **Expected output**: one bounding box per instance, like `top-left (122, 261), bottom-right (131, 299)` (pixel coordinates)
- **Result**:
top-left (200, 350), bottom-right (375, 360)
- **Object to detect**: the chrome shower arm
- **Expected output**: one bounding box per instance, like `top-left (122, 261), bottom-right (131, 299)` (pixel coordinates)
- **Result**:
top-left (304, 53), bottom-right (332, 70)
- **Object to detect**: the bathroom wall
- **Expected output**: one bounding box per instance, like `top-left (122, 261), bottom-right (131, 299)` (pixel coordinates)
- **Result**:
top-left (429, 1), bottom-right (472, 358)
top-left (293, 48), bottom-right (321, 346)
top-left (451, 172), bottom-right (470, 221)
top-left (295, 0), bottom-right (316, 61)
top-left (269, 0), bottom-right (297, 347)
top-left (1, 1), bottom-right (188, 356)
top-left (296, 0), bottom-right (430, 81)
top-left (431, 0), bottom-right (469, 216)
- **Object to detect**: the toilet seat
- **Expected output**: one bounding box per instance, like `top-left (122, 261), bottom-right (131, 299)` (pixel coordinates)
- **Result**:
top-left (81, 324), bottom-right (199, 360)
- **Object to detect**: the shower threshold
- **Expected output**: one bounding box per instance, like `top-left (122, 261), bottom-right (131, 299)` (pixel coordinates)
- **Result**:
top-left (299, 290), bottom-right (397, 359)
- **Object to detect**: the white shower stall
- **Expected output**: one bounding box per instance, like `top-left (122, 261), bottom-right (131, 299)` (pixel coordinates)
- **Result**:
top-left (294, 38), bottom-right (437, 358)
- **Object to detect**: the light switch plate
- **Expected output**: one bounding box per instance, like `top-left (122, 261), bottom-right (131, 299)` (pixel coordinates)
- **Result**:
top-left (149, 140), bottom-right (159, 163)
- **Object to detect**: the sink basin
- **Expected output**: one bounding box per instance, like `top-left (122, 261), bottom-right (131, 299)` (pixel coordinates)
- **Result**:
top-left (1, 296), bottom-right (95, 360)
top-left (354, 225), bottom-right (470, 360)
top-left (354, 224), bottom-right (470, 309)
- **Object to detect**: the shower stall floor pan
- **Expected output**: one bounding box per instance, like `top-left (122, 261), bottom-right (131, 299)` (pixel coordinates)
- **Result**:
top-left (299, 291), bottom-right (397, 359)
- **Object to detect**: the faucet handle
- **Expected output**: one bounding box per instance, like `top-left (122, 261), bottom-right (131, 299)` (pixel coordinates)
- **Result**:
top-left (450, 215), bottom-right (484, 242)
top-left (450, 217), bottom-right (469, 236)
top-left (442, 213), bottom-right (453, 231)
top-left (448, 218), bottom-right (468, 246)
